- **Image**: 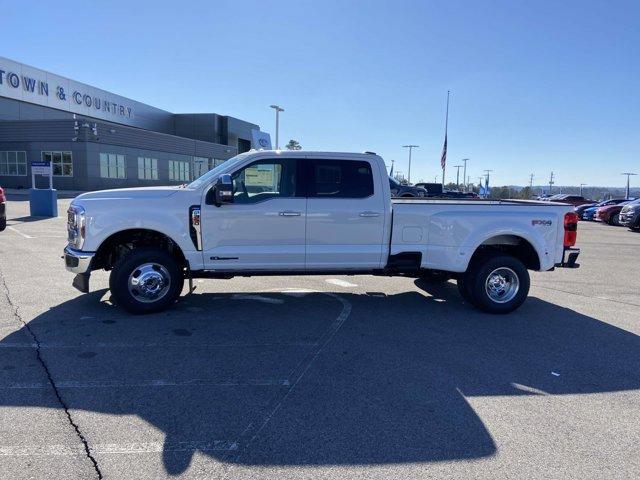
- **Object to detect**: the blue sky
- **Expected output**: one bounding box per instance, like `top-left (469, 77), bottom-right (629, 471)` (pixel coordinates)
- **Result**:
top-left (3, 0), bottom-right (639, 187)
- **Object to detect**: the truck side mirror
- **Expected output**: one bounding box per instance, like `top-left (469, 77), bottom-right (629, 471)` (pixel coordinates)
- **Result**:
top-left (212, 174), bottom-right (234, 207)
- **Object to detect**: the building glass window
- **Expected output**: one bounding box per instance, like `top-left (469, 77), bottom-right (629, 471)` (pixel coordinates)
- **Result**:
top-left (100, 153), bottom-right (126, 179)
top-left (42, 151), bottom-right (73, 176)
top-left (137, 157), bottom-right (158, 180)
top-left (169, 160), bottom-right (190, 181)
top-left (0, 151), bottom-right (27, 176)
top-left (192, 156), bottom-right (209, 179)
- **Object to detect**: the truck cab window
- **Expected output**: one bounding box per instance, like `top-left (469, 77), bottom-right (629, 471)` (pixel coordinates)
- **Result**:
top-left (231, 159), bottom-right (297, 203)
top-left (309, 160), bottom-right (373, 198)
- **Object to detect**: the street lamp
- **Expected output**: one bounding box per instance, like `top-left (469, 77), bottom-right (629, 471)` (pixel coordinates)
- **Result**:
top-left (461, 159), bottom-right (469, 192)
top-left (270, 105), bottom-right (284, 149)
top-left (402, 145), bottom-right (419, 183)
top-left (579, 183), bottom-right (587, 196)
top-left (622, 172), bottom-right (637, 199)
top-left (453, 165), bottom-right (463, 190)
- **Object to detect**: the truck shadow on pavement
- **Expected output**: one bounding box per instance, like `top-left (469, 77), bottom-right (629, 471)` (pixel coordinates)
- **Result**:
top-left (1, 282), bottom-right (639, 475)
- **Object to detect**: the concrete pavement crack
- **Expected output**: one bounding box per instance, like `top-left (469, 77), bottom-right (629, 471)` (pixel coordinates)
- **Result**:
top-left (0, 268), bottom-right (103, 479)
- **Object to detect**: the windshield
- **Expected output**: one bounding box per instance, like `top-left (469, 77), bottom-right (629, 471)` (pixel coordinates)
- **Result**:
top-left (187, 153), bottom-right (253, 190)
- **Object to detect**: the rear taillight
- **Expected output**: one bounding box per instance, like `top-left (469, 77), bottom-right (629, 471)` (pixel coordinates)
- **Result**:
top-left (0, 187), bottom-right (5, 203)
top-left (564, 211), bottom-right (579, 247)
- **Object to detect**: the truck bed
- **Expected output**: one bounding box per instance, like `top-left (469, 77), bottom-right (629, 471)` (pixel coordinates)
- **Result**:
top-left (390, 198), bottom-right (573, 273)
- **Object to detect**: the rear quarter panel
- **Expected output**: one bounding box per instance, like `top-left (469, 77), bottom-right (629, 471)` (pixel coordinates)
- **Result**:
top-left (390, 200), bottom-right (571, 272)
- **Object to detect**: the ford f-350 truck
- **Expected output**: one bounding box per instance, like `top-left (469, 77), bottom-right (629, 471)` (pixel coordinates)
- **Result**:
top-left (64, 151), bottom-right (580, 314)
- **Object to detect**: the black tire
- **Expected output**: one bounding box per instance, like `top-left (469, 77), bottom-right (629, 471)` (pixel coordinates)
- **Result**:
top-left (109, 247), bottom-right (184, 314)
top-left (466, 254), bottom-right (530, 314)
top-left (609, 213), bottom-right (620, 226)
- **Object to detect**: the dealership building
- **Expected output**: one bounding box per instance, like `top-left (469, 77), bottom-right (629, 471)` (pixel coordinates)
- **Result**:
top-left (0, 56), bottom-right (270, 191)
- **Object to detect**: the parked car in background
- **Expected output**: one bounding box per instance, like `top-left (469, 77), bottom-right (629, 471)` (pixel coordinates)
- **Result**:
top-left (619, 199), bottom-right (640, 231)
top-left (551, 195), bottom-right (594, 207)
top-left (0, 186), bottom-right (6, 231)
top-left (581, 205), bottom-right (600, 221)
top-left (594, 201), bottom-right (633, 226)
top-left (389, 177), bottom-right (427, 197)
top-left (575, 198), bottom-right (630, 219)
top-left (541, 194), bottom-right (568, 202)
top-left (414, 183), bottom-right (478, 199)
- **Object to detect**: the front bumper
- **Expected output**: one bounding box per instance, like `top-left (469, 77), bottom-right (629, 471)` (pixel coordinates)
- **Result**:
top-left (556, 247), bottom-right (580, 268)
top-left (64, 246), bottom-right (95, 274)
top-left (619, 211), bottom-right (639, 227)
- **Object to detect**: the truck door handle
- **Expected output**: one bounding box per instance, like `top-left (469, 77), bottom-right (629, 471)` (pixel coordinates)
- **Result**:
top-left (279, 211), bottom-right (301, 216)
top-left (359, 211), bottom-right (381, 217)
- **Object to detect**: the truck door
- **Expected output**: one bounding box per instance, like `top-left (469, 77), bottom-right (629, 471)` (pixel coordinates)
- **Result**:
top-left (305, 158), bottom-right (385, 270)
top-left (201, 157), bottom-right (306, 270)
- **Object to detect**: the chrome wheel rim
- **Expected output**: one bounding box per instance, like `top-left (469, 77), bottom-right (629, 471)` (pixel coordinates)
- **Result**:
top-left (128, 263), bottom-right (171, 303)
top-left (485, 267), bottom-right (520, 304)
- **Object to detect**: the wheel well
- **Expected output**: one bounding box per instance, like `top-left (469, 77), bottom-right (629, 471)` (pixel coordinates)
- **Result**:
top-left (92, 229), bottom-right (186, 271)
top-left (400, 193), bottom-right (415, 197)
top-left (470, 235), bottom-right (541, 270)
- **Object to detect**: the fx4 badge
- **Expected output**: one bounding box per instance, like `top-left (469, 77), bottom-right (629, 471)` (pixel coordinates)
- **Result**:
top-left (532, 219), bottom-right (552, 226)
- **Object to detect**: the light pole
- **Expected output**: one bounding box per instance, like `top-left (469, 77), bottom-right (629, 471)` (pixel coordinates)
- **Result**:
top-left (402, 145), bottom-right (419, 183)
top-left (461, 159), bottom-right (469, 192)
top-left (622, 172), bottom-right (637, 199)
top-left (270, 105), bottom-right (284, 149)
top-left (579, 183), bottom-right (587, 196)
top-left (453, 165), bottom-right (463, 190)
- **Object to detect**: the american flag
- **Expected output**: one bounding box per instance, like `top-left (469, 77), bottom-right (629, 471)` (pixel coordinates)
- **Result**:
top-left (440, 134), bottom-right (447, 170)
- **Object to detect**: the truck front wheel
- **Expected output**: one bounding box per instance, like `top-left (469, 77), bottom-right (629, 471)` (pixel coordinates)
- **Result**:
top-left (465, 254), bottom-right (530, 314)
top-left (109, 247), bottom-right (184, 314)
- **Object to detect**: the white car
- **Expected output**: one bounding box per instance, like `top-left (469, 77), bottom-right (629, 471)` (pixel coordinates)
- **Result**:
top-left (64, 151), bottom-right (580, 314)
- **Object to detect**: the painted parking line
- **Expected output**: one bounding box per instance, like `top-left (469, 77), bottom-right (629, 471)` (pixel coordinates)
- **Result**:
top-left (325, 278), bottom-right (358, 288)
top-left (0, 378), bottom-right (291, 390)
top-left (0, 440), bottom-right (237, 457)
top-left (6, 226), bottom-right (34, 239)
top-left (228, 291), bottom-right (352, 463)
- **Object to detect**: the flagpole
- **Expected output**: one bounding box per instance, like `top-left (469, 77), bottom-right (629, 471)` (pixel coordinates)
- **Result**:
top-left (442, 90), bottom-right (450, 186)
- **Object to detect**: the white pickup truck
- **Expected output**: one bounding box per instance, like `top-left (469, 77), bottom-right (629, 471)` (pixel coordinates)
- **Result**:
top-left (64, 151), bottom-right (580, 314)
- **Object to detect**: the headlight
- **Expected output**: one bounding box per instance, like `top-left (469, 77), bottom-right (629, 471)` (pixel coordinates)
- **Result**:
top-left (67, 205), bottom-right (86, 249)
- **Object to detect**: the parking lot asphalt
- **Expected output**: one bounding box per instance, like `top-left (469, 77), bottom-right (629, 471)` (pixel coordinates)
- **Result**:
top-left (1, 195), bottom-right (639, 479)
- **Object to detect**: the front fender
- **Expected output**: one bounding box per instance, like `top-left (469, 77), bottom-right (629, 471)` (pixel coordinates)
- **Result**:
top-left (78, 198), bottom-right (202, 269)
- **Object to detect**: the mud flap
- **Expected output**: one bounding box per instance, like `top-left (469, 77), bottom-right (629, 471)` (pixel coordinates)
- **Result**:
top-left (72, 273), bottom-right (90, 293)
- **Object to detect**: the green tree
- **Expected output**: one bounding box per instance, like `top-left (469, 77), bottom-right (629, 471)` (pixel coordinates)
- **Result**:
top-left (285, 139), bottom-right (302, 150)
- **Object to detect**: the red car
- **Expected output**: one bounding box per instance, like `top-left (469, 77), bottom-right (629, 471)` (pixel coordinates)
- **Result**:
top-left (594, 201), bottom-right (633, 225)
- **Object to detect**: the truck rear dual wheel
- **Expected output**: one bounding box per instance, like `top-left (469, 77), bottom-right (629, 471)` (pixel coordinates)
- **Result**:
top-left (458, 254), bottom-right (530, 314)
top-left (109, 247), bottom-right (184, 314)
